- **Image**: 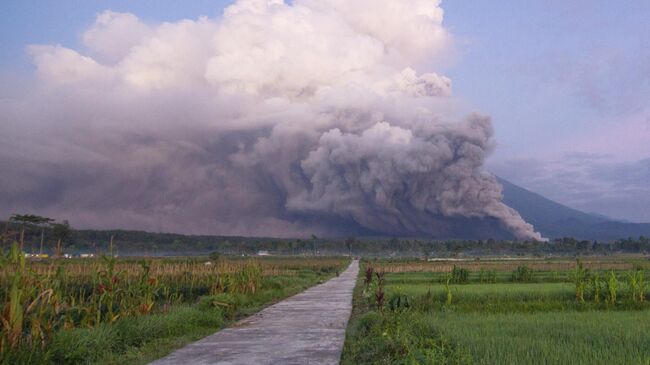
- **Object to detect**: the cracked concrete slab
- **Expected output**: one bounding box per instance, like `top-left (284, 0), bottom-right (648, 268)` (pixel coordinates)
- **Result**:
top-left (149, 260), bottom-right (359, 365)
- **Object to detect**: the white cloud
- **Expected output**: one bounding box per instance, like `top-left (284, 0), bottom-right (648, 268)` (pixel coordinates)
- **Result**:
top-left (28, 45), bottom-right (116, 85)
top-left (82, 11), bottom-right (153, 63)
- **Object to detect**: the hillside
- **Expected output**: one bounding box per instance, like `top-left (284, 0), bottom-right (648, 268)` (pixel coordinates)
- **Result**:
top-left (499, 177), bottom-right (650, 240)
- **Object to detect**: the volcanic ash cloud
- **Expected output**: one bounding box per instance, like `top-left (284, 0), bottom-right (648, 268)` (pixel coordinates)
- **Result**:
top-left (0, 0), bottom-right (543, 240)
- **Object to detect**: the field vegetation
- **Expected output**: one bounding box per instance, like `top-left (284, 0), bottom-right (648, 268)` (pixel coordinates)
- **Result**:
top-left (0, 242), bottom-right (347, 364)
top-left (342, 257), bottom-right (650, 364)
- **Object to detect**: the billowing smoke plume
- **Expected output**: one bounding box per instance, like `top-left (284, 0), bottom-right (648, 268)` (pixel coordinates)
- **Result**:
top-left (0, 0), bottom-right (543, 240)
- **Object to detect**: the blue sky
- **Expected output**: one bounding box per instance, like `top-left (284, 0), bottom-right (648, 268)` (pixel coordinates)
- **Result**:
top-left (1, 0), bottom-right (649, 222)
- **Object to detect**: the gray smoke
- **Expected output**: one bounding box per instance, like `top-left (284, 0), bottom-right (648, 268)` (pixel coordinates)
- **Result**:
top-left (0, 0), bottom-right (543, 240)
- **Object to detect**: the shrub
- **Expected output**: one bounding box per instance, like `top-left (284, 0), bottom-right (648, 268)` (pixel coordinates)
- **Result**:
top-left (512, 266), bottom-right (534, 283)
top-left (451, 266), bottom-right (469, 284)
top-left (343, 311), bottom-right (471, 365)
top-left (387, 292), bottom-right (412, 312)
top-left (49, 326), bottom-right (119, 364)
top-left (48, 306), bottom-right (224, 364)
top-left (208, 252), bottom-right (221, 262)
top-left (198, 293), bottom-right (238, 319)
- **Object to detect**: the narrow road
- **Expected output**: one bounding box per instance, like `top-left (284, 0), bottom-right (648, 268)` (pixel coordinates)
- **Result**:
top-left (150, 260), bottom-right (359, 365)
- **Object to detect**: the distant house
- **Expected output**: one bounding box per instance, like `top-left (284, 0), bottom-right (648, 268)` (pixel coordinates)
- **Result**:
top-left (25, 253), bottom-right (49, 259)
top-left (257, 250), bottom-right (271, 256)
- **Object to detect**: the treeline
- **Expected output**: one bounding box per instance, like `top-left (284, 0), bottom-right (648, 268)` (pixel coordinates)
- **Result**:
top-left (2, 220), bottom-right (650, 257)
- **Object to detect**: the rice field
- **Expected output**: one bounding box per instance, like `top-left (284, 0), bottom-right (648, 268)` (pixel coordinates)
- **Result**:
top-left (342, 257), bottom-right (650, 364)
top-left (430, 311), bottom-right (650, 365)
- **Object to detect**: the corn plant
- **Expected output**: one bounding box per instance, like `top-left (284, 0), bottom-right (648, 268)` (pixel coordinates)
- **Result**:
top-left (511, 266), bottom-right (534, 283)
top-left (237, 261), bottom-right (262, 294)
top-left (589, 272), bottom-right (603, 303)
top-left (0, 252), bottom-right (347, 359)
top-left (627, 270), bottom-right (647, 303)
top-left (638, 271), bottom-right (647, 302)
top-left (444, 274), bottom-right (453, 306)
top-left (606, 270), bottom-right (618, 305)
top-left (375, 270), bottom-right (385, 311)
top-left (450, 265), bottom-right (469, 284)
top-left (388, 290), bottom-right (412, 312)
top-left (0, 243), bottom-right (26, 352)
top-left (137, 259), bottom-right (157, 314)
top-left (364, 264), bottom-right (374, 290)
top-left (572, 259), bottom-right (589, 303)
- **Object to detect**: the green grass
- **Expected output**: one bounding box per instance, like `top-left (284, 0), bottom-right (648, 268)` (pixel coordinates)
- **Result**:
top-left (89, 271), bottom-right (334, 365)
top-left (343, 262), bottom-right (650, 365)
top-left (48, 306), bottom-right (224, 365)
top-left (386, 273), bottom-right (650, 312)
top-left (387, 282), bottom-right (575, 299)
top-left (342, 311), bottom-right (471, 365)
top-left (428, 311), bottom-right (650, 365)
top-left (385, 270), bottom-right (650, 285)
top-left (342, 270), bottom-right (470, 365)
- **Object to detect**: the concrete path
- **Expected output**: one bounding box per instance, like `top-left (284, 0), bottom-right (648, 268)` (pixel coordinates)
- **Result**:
top-left (150, 260), bottom-right (359, 365)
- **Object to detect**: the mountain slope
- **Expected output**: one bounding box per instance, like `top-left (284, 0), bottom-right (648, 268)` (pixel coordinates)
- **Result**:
top-left (499, 177), bottom-right (650, 240)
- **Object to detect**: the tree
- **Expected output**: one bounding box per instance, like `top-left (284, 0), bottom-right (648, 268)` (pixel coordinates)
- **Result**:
top-left (1, 221), bottom-right (17, 250)
top-left (311, 234), bottom-right (318, 256)
top-left (36, 216), bottom-right (55, 254)
top-left (345, 237), bottom-right (356, 257)
top-left (52, 220), bottom-right (72, 257)
top-left (420, 242), bottom-right (431, 261)
top-left (290, 240), bottom-right (298, 256)
top-left (10, 214), bottom-right (52, 252)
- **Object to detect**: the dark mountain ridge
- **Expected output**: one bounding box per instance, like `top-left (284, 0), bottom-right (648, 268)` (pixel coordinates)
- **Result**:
top-left (498, 177), bottom-right (650, 241)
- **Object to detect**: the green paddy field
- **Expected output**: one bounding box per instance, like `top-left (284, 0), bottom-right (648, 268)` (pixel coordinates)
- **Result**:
top-left (342, 257), bottom-right (650, 365)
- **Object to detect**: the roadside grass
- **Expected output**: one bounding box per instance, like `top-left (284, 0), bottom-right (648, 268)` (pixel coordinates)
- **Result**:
top-left (341, 263), bottom-right (470, 365)
top-left (50, 306), bottom-right (224, 365)
top-left (91, 270), bottom-right (335, 365)
top-left (343, 311), bottom-right (471, 365)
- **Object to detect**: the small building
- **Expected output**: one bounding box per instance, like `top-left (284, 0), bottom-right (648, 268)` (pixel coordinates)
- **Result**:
top-left (25, 253), bottom-right (49, 259)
